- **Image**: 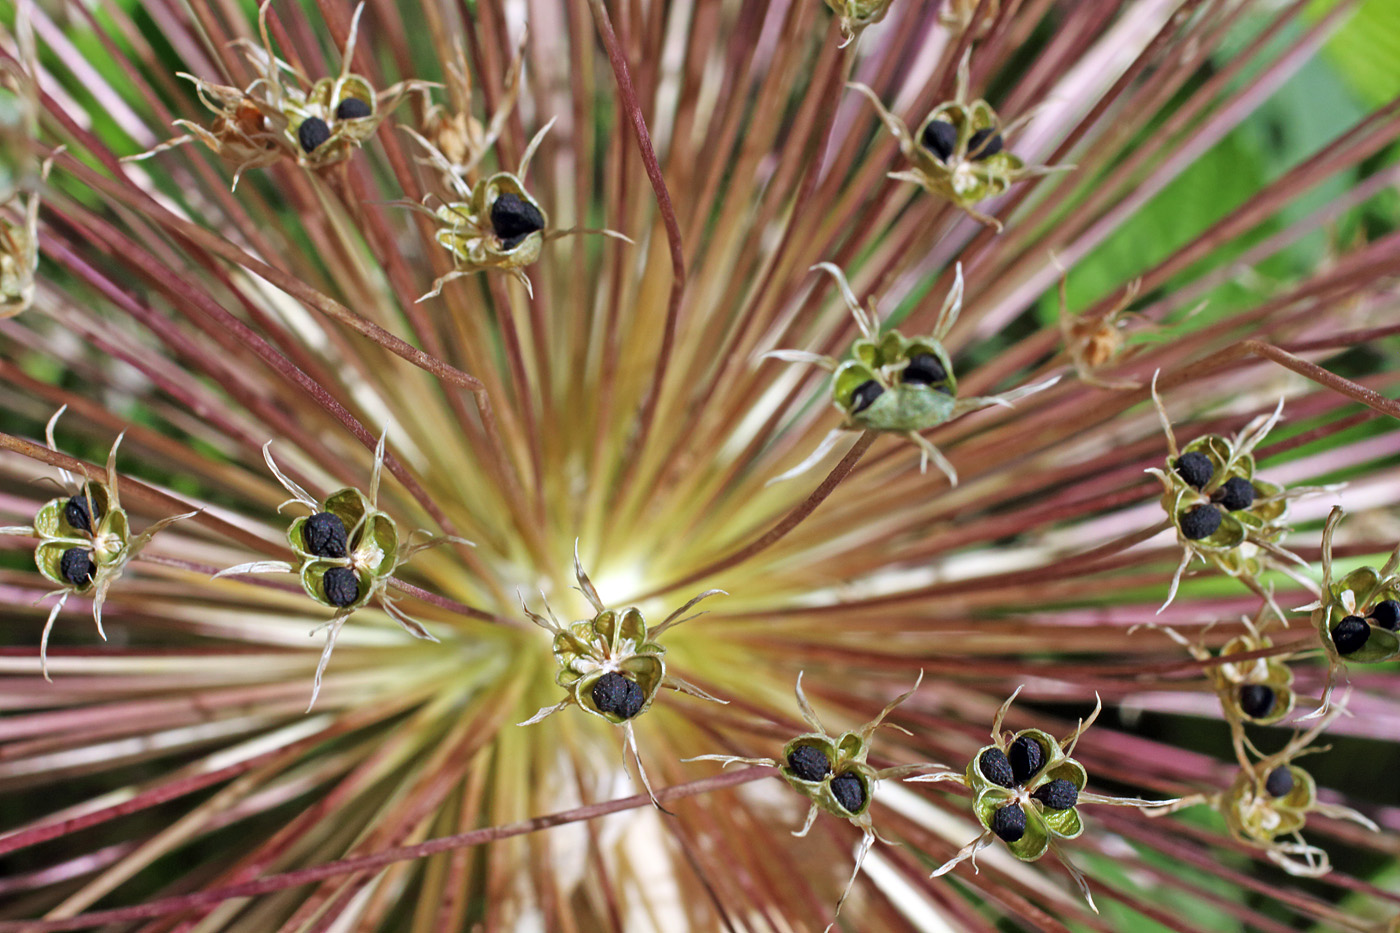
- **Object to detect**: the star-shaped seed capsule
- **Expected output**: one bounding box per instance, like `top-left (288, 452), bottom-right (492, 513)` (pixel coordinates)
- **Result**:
top-left (1297, 507), bottom-right (1400, 716)
top-left (764, 262), bottom-right (1056, 486)
top-left (908, 687), bottom-right (1180, 911)
top-left (0, 408), bottom-right (196, 679)
top-left (848, 53), bottom-right (1067, 231)
top-left (215, 432), bottom-right (465, 709)
top-left (686, 672), bottom-right (938, 932)
top-left (1147, 373), bottom-right (1327, 620)
top-left (519, 546), bottom-right (726, 808)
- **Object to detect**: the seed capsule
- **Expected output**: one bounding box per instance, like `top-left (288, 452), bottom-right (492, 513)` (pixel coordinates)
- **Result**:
top-left (1180, 504), bottom-right (1222, 541)
top-left (489, 193), bottom-right (545, 250)
top-left (1368, 599), bottom-right (1400, 632)
top-left (901, 353), bottom-right (947, 387)
top-left (1237, 683), bottom-right (1275, 720)
top-left (920, 119), bottom-right (958, 162)
top-left (1331, 615), bottom-right (1370, 656)
top-left (990, 802), bottom-right (1026, 842)
top-left (829, 771), bottom-right (866, 813)
top-left (977, 747), bottom-right (1015, 788)
top-left (786, 745), bottom-right (833, 782)
top-left (303, 512), bottom-right (349, 559)
top-left (1213, 476), bottom-right (1256, 512)
top-left (1264, 765), bottom-right (1294, 798)
top-left (60, 547), bottom-right (97, 586)
top-left (298, 116), bottom-right (332, 153)
top-left (591, 671), bottom-right (646, 719)
top-left (322, 566), bottom-right (360, 607)
top-left (1173, 451), bottom-right (1213, 490)
top-left (966, 128), bottom-right (1003, 161)
top-left (64, 495), bottom-right (100, 534)
top-left (1008, 735), bottom-right (1044, 784)
top-left (849, 379), bottom-right (884, 414)
top-left (1031, 778), bottom-right (1078, 811)
top-left (335, 97), bottom-right (372, 120)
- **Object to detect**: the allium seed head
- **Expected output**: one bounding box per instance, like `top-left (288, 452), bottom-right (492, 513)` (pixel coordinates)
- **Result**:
top-left (1180, 504), bottom-right (1223, 541)
top-left (991, 802), bottom-right (1027, 842)
top-left (1173, 451), bottom-right (1214, 489)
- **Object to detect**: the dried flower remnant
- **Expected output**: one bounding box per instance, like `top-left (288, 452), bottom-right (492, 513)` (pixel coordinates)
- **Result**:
top-left (0, 408), bottom-right (195, 679)
top-left (849, 53), bottom-right (1066, 230)
top-left (1147, 373), bottom-right (1323, 619)
top-left (215, 433), bottom-right (464, 710)
top-left (940, 0), bottom-right (1000, 37)
top-left (519, 546), bottom-right (727, 807)
top-left (765, 262), bottom-right (1056, 485)
top-left (1056, 274), bottom-right (1165, 390)
top-left (687, 673), bottom-right (938, 932)
top-left (1145, 707), bottom-right (1379, 878)
top-left (823, 0), bottom-right (895, 47)
top-left (1298, 507), bottom-right (1400, 716)
top-left (909, 688), bottom-right (1179, 911)
top-left (0, 0), bottom-right (47, 316)
top-left (421, 35), bottom-right (527, 177)
top-left (403, 119), bottom-right (631, 300)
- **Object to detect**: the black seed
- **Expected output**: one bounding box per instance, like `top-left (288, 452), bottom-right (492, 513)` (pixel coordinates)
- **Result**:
top-left (991, 802), bottom-right (1026, 842)
top-left (1008, 735), bottom-right (1044, 784)
top-left (901, 353), bottom-right (947, 387)
top-left (618, 678), bottom-right (646, 719)
top-left (1368, 599), bottom-right (1400, 632)
top-left (1264, 765), bottom-right (1294, 798)
top-left (591, 671), bottom-right (646, 719)
top-left (335, 97), bottom-right (372, 120)
top-left (322, 566), bottom-right (360, 607)
top-left (64, 495), bottom-right (100, 533)
top-left (1331, 615), bottom-right (1370, 655)
top-left (1213, 476), bottom-right (1256, 512)
top-left (787, 745), bottom-right (832, 782)
top-left (967, 128), bottom-right (1004, 161)
top-left (60, 547), bottom-right (96, 587)
top-left (920, 119), bottom-right (958, 161)
top-left (298, 116), bottom-right (332, 153)
top-left (978, 748), bottom-right (1015, 788)
top-left (1173, 451), bottom-right (1214, 490)
top-left (850, 379), bottom-right (884, 414)
top-left (1032, 778), bottom-right (1078, 811)
top-left (490, 193), bottom-right (545, 250)
top-left (303, 512), bottom-right (349, 559)
top-left (1180, 504), bottom-right (1222, 541)
top-left (1237, 683), bottom-right (1276, 720)
top-left (830, 771), bottom-right (866, 813)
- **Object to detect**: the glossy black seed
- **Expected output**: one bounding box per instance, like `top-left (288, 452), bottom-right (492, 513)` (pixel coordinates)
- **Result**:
top-left (830, 772), bottom-right (866, 813)
top-left (591, 671), bottom-right (646, 719)
top-left (787, 745), bottom-right (832, 782)
top-left (901, 353), bottom-right (947, 387)
top-left (966, 127), bottom-right (1004, 160)
top-left (1008, 735), bottom-right (1044, 784)
top-left (991, 803), bottom-right (1026, 842)
top-left (1368, 599), bottom-right (1400, 632)
top-left (1213, 476), bottom-right (1256, 512)
top-left (490, 193), bottom-right (545, 249)
top-left (60, 547), bottom-right (96, 586)
top-left (1264, 765), bottom-right (1295, 798)
top-left (1032, 778), bottom-right (1079, 811)
top-left (64, 495), bottom-right (99, 533)
top-left (978, 747), bottom-right (1015, 788)
top-left (1237, 683), bottom-right (1276, 720)
top-left (303, 512), bottom-right (349, 559)
top-left (919, 119), bottom-right (958, 161)
top-left (335, 97), bottom-right (372, 120)
top-left (850, 379), bottom-right (884, 414)
top-left (1173, 451), bottom-right (1214, 490)
top-left (1331, 615), bottom-right (1370, 655)
top-left (322, 566), bottom-right (360, 607)
top-left (298, 116), bottom-right (332, 153)
top-left (1180, 504), bottom-right (1223, 541)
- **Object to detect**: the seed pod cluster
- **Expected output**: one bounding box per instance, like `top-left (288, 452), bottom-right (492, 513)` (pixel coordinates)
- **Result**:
top-left (33, 482), bottom-right (128, 595)
top-left (966, 725), bottom-right (1088, 862)
top-left (289, 488), bottom-right (399, 613)
top-left (1310, 508), bottom-right (1400, 669)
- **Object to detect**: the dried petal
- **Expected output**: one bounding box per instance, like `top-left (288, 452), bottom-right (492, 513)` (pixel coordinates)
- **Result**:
top-left (830, 771), bottom-right (866, 813)
top-left (1180, 504), bottom-right (1222, 541)
top-left (787, 744), bottom-right (832, 782)
top-left (60, 546), bottom-right (96, 586)
top-left (1008, 735), bottom-right (1044, 784)
top-left (1213, 476), bottom-right (1256, 512)
top-left (1331, 615), bottom-right (1369, 656)
top-left (1238, 683), bottom-right (1275, 720)
top-left (322, 566), bottom-right (360, 607)
top-left (1173, 451), bottom-right (1213, 490)
top-left (978, 747), bottom-right (1015, 788)
top-left (991, 802), bottom-right (1027, 841)
top-left (304, 511), bottom-right (349, 558)
top-left (1032, 778), bottom-right (1078, 811)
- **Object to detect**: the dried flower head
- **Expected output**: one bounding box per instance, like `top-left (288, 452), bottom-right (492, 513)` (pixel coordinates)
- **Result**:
top-left (823, 0), bottom-right (895, 47)
top-left (765, 261), bottom-right (1056, 485)
top-left (214, 432), bottom-right (463, 709)
top-left (849, 52), bottom-right (1067, 230)
top-left (0, 408), bottom-right (195, 679)
top-left (687, 672), bottom-right (937, 931)
top-left (0, 0), bottom-right (46, 316)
